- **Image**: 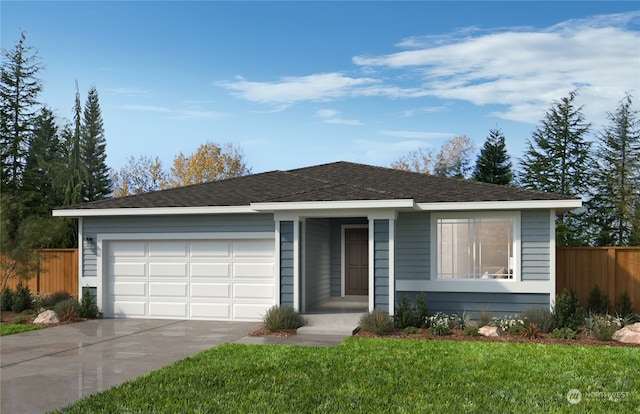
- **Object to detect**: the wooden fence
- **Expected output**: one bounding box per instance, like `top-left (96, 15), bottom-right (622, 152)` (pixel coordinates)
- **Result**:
top-left (4, 249), bottom-right (78, 296)
top-left (556, 247), bottom-right (640, 309)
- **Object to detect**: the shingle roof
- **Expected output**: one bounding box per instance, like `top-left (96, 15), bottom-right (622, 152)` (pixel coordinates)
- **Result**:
top-left (61, 161), bottom-right (577, 210)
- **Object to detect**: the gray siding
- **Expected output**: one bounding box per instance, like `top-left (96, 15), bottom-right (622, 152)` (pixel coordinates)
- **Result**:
top-left (280, 221), bottom-right (294, 307)
top-left (329, 218), bottom-right (368, 296)
top-left (82, 214), bottom-right (275, 278)
top-left (521, 210), bottom-right (551, 281)
top-left (304, 219), bottom-right (331, 310)
top-left (397, 291), bottom-right (550, 317)
top-left (374, 219), bottom-right (389, 312)
top-left (395, 212), bottom-right (430, 281)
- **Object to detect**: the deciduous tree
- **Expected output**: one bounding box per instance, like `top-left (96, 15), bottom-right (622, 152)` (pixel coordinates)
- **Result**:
top-left (433, 135), bottom-right (475, 178)
top-left (112, 155), bottom-right (168, 197)
top-left (167, 142), bottom-right (250, 187)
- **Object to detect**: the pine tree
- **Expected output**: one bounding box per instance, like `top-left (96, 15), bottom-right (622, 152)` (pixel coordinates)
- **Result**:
top-left (519, 90), bottom-right (593, 246)
top-left (0, 31), bottom-right (43, 193)
top-left (80, 86), bottom-right (111, 201)
top-left (64, 82), bottom-right (83, 206)
top-left (472, 128), bottom-right (513, 185)
top-left (590, 93), bottom-right (640, 246)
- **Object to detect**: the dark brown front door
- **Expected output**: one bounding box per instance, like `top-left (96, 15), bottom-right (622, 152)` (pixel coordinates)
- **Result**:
top-left (345, 228), bottom-right (368, 295)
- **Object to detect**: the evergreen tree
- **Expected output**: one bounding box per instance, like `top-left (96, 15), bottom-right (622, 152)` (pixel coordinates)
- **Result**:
top-left (472, 128), bottom-right (513, 185)
top-left (64, 83), bottom-right (83, 206)
top-left (81, 86), bottom-right (111, 201)
top-left (590, 93), bottom-right (640, 246)
top-left (0, 31), bottom-right (42, 193)
top-left (519, 90), bottom-right (593, 246)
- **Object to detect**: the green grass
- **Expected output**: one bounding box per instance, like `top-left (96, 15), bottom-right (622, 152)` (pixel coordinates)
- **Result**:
top-left (0, 324), bottom-right (44, 336)
top-left (52, 338), bottom-right (639, 413)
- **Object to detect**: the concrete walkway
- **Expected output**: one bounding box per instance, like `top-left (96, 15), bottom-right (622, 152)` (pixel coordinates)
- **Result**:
top-left (0, 319), bottom-right (348, 413)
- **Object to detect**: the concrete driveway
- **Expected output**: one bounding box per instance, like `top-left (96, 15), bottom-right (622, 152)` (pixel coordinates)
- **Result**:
top-left (1, 319), bottom-right (348, 413)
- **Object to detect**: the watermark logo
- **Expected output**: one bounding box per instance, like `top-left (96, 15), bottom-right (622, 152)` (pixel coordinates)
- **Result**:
top-left (567, 389), bottom-right (582, 404)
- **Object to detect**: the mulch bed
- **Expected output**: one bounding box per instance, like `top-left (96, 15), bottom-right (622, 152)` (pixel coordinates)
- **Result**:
top-left (0, 310), bottom-right (87, 327)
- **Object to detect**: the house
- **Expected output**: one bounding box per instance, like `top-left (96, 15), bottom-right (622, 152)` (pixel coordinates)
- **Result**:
top-left (53, 161), bottom-right (581, 321)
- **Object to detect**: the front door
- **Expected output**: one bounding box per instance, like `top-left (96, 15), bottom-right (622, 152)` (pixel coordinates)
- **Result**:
top-left (345, 228), bottom-right (368, 295)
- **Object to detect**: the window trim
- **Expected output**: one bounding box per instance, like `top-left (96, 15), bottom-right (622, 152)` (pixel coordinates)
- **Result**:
top-left (430, 211), bottom-right (521, 282)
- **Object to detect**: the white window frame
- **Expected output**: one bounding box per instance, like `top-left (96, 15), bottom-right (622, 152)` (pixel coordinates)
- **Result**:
top-left (430, 211), bottom-right (521, 283)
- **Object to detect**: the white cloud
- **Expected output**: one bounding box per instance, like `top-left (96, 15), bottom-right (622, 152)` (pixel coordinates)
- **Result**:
top-left (401, 106), bottom-right (448, 117)
top-left (315, 109), bottom-right (362, 126)
top-left (105, 87), bottom-right (150, 96)
top-left (120, 105), bottom-right (227, 120)
top-left (378, 130), bottom-right (455, 140)
top-left (216, 73), bottom-right (379, 107)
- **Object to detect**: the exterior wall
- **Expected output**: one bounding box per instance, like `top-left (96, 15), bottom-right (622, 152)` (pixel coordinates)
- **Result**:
top-left (374, 219), bottom-right (390, 312)
top-left (279, 221), bottom-right (294, 307)
top-left (395, 212), bottom-right (430, 281)
top-left (521, 210), bottom-right (551, 281)
top-left (304, 219), bottom-right (331, 310)
top-left (396, 291), bottom-right (550, 317)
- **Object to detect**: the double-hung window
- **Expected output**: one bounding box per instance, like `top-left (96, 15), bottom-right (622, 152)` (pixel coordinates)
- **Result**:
top-left (434, 212), bottom-right (518, 280)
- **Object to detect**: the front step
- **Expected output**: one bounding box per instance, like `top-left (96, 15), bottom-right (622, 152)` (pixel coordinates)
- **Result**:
top-left (297, 313), bottom-right (362, 336)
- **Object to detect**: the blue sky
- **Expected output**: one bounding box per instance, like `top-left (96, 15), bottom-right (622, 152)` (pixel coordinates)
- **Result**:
top-left (2, 1), bottom-right (639, 175)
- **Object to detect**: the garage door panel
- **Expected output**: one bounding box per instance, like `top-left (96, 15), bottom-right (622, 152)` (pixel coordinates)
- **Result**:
top-left (149, 282), bottom-right (188, 297)
top-left (149, 262), bottom-right (187, 277)
top-left (109, 242), bottom-right (146, 258)
top-left (191, 283), bottom-right (230, 298)
top-left (113, 301), bottom-right (146, 317)
top-left (190, 262), bottom-right (230, 278)
top-left (233, 303), bottom-right (271, 320)
top-left (113, 282), bottom-right (146, 296)
top-left (190, 241), bottom-right (231, 257)
top-left (191, 303), bottom-right (231, 319)
top-left (233, 284), bottom-right (274, 299)
top-left (233, 263), bottom-right (274, 278)
top-left (233, 240), bottom-right (274, 257)
top-left (149, 302), bottom-right (187, 318)
top-left (113, 262), bottom-right (146, 277)
top-left (149, 241), bottom-right (188, 257)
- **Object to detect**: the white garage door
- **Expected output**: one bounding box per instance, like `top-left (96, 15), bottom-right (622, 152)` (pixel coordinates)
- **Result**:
top-left (104, 239), bottom-right (275, 321)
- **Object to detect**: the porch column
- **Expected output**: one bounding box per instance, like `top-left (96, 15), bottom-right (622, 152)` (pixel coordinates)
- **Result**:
top-left (370, 217), bottom-right (395, 314)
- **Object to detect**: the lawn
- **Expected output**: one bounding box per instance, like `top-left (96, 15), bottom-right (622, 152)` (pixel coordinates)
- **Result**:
top-left (52, 338), bottom-right (639, 413)
top-left (0, 324), bottom-right (43, 336)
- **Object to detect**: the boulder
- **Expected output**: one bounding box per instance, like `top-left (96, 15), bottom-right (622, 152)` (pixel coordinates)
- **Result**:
top-left (33, 310), bottom-right (59, 324)
top-left (479, 326), bottom-right (504, 337)
top-left (612, 323), bottom-right (640, 344)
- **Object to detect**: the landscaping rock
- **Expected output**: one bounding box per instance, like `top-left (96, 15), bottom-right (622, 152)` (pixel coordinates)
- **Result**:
top-left (612, 323), bottom-right (640, 344)
top-left (479, 326), bottom-right (504, 337)
top-left (33, 310), bottom-right (59, 324)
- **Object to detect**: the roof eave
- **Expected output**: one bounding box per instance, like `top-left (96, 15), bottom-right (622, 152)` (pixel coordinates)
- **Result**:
top-left (51, 205), bottom-right (259, 217)
top-left (250, 199), bottom-right (417, 211)
top-left (415, 199), bottom-right (582, 212)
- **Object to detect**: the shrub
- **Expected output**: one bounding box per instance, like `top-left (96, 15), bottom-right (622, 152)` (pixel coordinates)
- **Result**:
top-left (262, 305), bottom-right (304, 332)
top-left (521, 322), bottom-right (539, 339)
top-left (616, 291), bottom-right (635, 318)
top-left (494, 314), bottom-right (525, 331)
top-left (507, 324), bottom-right (525, 336)
top-left (79, 287), bottom-right (99, 319)
top-left (1, 287), bottom-right (13, 311)
top-left (43, 291), bottom-right (74, 308)
top-left (584, 312), bottom-right (621, 341)
top-left (54, 298), bottom-right (80, 322)
top-left (11, 282), bottom-right (32, 313)
top-left (553, 289), bottom-right (583, 330)
top-left (550, 327), bottom-right (577, 340)
top-left (403, 326), bottom-right (418, 334)
top-left (477, 307), bottom-right (492, 328)
top-left (394, 293), bottom-right (428, 329)
top-left (449, 310), bottom-right (470, 330)
top-left (521, 307), bottom-right (555, 333)
top-left (359, 310), bottom-right (394, 335)
top-left (463, 326), bottom-right (479, 337)
top-left (12, 315), bottom-right (28, 325)
top-left (587, 284), bottom-right (611, 315)
top-left (426, 312), bottom-right (451, 336)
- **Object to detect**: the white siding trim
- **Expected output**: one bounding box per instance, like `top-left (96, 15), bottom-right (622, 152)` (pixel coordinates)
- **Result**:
top-left (293, 220), bottom-right (300, 312)
top-left (274, 220), bottom-right (281, 306)
top-left (53, 205), bottom-right (258, 217)
top-left (368, 219), bottom-right (375, 311)
top-left (549, 209), bottom-right (557, 310)
top-left (416, 199), bottom-right (581, 212)
top-left (396, 280), bottom-right (552, 294)
top-left (78, 218), bottom-right (84, 300)
top-left (254, 199), bottom-right (415, 211)
top-left (388, 218), bottom-right (395, 316)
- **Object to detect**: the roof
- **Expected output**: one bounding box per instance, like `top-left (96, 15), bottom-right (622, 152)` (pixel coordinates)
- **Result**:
top-left (53, 161), bottom-right (581, 215)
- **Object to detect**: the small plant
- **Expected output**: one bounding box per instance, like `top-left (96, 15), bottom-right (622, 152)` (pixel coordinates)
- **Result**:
top-left (477, 307), bottom-right (492, 328)
top-left (521, 307), bottom-right (555, 333)
top-left (12, 315), bottom-right (28, 325)
top-left (494, 314), bottom-right (525, 331)
top-left (554, 289), bottom-right (584, 330)
top-left (587, 284), bottom-right (611, 315)
top-left (394, 293), bottom-right (428, 329)
top-left (43, 291), bottom-right (74, 308)
top-left (426, 312), bottom-right (451, 336)
top-left (54, 298), bottom-right (80, 322)
top-left (403, 326), bottom-right (419, 334)
top-left (616, 291), bottom-right (636, 320)
top-left (584, 312), bottom-right (621, 341)
top-left (262, 305), bottom-right (305, 332)
top-left (550, 327), bottom-right (577, 340)
top-left (359, 310), bottom-right (394, 335)
top-left (79, 287), bottom-right (99, 318)
top-left (615, 311), bottom-right (640, 327)
top-left (521, 322), bottom-right (539, 339)
top-left (463, 326), bottom-right (479, 337)
top-left (11, 282), bottom-right (32, 313)
top-left (1, 287), bottom-right (13, 311)
top-left (507, 324), bottom-right (525, 336)
top-left (449, 310), bottom-right (470, 329)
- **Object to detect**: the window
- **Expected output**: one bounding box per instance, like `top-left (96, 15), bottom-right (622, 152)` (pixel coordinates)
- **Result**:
top-left (435, 213), bottom-right (517, 280)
